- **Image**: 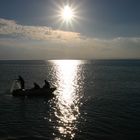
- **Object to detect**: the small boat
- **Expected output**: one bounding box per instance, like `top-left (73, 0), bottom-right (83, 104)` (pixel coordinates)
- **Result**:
top-left (10, 80), bottom-right (56, 98)
top-left (12, 87), bottom-right (56, 98)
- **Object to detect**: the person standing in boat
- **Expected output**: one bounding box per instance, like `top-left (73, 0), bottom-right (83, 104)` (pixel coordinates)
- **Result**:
top-left (43, 80), bottom-right (50, 89)
top-left (33, 82), bottom-right (40, 89)
top-left (17, 75), bottom-right (25, 90)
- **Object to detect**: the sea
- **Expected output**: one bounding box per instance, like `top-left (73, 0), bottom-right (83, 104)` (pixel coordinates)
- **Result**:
top-left (0, 60), bottom-right (140, 140)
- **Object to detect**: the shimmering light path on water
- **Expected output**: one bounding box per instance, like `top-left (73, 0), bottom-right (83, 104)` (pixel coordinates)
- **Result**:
top-left (49, 60), bottom-right (85, 139)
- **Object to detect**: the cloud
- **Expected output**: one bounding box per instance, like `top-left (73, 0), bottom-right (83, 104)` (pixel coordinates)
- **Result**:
top-left (0, 18), bottom-right (140, 59)
top-left (0, 18), bottom-right (81, 42)
top-left (0, 36), bottom-right (140, 59)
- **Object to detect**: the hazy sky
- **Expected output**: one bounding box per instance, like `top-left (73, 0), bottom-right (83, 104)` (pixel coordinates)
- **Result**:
top-left (0, 0), bottom-right (140, 59)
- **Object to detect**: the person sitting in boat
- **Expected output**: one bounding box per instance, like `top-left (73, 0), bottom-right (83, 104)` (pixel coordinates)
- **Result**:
top-left (33, 82), bottom-right (40, 89)
top-left (17, 75), bottom-right (25, 90)
top-left (43, 80), bottom-right (50, 89)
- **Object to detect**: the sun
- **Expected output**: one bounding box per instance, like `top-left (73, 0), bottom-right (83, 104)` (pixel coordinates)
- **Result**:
top-left (60, 5), bottom-right (75, 22)
top-left (54, 2), bottom-right (79, 27)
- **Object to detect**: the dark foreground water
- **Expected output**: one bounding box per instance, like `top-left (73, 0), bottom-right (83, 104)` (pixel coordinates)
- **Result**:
top-left (0, 60), bottom-right (140, 140)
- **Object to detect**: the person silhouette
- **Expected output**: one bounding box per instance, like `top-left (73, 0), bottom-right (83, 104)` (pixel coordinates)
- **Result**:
top-left (17, 75), bottom-right (25, 90)
top-left (43, 80), bottom-right (50, 89)
top-left (33, 82), bottom-right (40, 89)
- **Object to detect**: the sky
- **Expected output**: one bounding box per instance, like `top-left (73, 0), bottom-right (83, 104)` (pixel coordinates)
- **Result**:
top-left (0, 0), bottom-right (140, 59)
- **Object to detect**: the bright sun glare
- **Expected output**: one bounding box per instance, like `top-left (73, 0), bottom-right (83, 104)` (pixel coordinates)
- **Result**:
top-left (61, 5), bottom-right (74, 22)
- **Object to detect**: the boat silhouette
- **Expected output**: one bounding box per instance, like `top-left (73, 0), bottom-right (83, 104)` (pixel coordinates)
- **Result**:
top-left (10, 80), bottom-right (56, 98)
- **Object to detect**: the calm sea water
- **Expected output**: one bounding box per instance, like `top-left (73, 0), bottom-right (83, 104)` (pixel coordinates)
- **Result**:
top-left (0, 60), bottom-right (140, 140)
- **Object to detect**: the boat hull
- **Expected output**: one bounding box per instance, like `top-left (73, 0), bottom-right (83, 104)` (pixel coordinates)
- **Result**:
top-left (12, 88), bottom-right (56, 98)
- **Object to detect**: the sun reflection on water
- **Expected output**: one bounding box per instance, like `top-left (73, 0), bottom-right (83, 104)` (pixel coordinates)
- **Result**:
top-left (50, 60), bottom-right (83, 139)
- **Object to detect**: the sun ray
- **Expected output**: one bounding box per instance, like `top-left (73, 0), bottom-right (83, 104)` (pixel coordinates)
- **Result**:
top-left (61, 5), bottom-right (74, 22)
top-left (51, 1), bottom-right (82, 30)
